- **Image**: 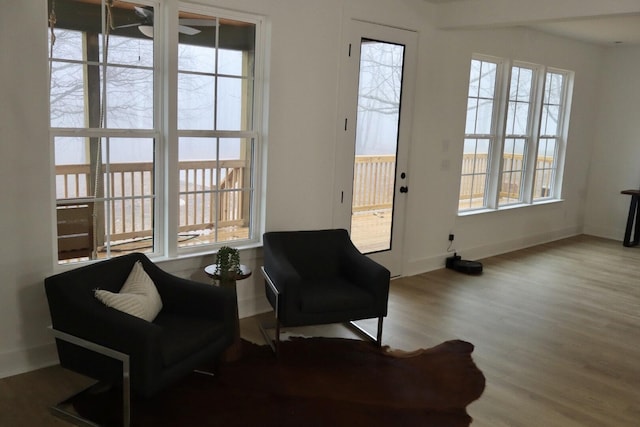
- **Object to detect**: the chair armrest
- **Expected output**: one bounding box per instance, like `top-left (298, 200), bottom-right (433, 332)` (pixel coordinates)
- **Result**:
top-left (263, 257), bottom-right (301, 294)
top-left (154, 274), bottom-right (236, 322)
top-left (341, 242), bottom-right (391, 313)
top-left (263, 249), bottom-right (303, 319)
top-left (50, 299), bottom-right (165, 374)
top-left (139, 257), bottom-right (236, 324)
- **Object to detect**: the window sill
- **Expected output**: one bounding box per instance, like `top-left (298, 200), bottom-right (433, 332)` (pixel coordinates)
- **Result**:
top-left (458, 198), bottom-right (564, 217)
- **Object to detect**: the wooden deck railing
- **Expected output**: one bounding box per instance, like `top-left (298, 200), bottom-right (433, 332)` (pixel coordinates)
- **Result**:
top-left (459, 153), bottom-right (555, 201)
top-left (352, 155), bottom-right (396, 212)
top-left (56, 160), bottom-right (247, 243)
top-left (55, 153), bottom-right (555, 245)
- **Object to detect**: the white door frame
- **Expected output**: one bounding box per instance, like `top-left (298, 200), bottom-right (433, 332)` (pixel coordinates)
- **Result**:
top-left (333, 19), bottom-right (417, 277)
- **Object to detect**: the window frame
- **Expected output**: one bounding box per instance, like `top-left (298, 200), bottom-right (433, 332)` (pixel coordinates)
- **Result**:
top-left (532, 68), bottom-right (571, 203)
top-left (458, 55), bottom-right (505, 211)
top-left (498, 62), bottom-right (539, 207)
top-left (48, 0), bottom-right (267, 264)
top-left (458, 54), bottom-right (573, 214)
top-left (170, 2), bottom-right (266, 258)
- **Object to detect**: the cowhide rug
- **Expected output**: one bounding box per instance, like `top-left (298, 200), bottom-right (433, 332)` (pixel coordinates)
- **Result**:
top-left (66, 337), bottom-right (485, 426)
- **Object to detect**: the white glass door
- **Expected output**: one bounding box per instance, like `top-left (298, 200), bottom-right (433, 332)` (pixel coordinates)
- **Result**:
top-left (335, 20), bottom-right (417, 276)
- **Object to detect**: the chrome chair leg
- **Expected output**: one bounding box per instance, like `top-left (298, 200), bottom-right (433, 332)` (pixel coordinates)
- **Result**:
top-left (49, 327), bottom-right (130, 427)
top-left (347, 316), bottom-right (384, 347)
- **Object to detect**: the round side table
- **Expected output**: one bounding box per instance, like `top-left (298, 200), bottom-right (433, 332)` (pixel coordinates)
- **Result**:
top-left (204, 264), bottom-right (252, 285)
top-left (204, 264), bottom-right (252, 361)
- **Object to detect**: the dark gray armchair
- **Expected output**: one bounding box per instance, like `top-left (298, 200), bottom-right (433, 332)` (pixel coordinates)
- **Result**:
top-left (45, 252), bottom-right (236, 427)
top-left (261, 229), bottom-right (390, 352)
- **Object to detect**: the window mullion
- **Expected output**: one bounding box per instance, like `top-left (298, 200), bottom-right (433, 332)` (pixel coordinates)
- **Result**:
top-left (522, 67), bottom-right (545, 203)
top-left (488, 60), bottom-right (510, 209)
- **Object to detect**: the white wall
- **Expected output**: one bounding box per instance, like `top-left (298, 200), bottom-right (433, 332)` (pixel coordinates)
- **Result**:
top-left (584, 47), bottom-right (640, 239)
top-left (402, 27), bottom-right (604, 274)
top-left (0, 1), bottom-right (59, 378)
top-left (0, 0), bottom-right (619, 378)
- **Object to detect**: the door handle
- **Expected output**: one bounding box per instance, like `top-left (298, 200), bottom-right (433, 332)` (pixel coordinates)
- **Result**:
top-left (400, 186), bottom-right (408, 193)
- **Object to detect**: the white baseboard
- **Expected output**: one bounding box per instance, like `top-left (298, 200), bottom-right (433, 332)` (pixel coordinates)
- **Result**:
top-left (0, 342), bottom-right (59, 380)
top-left (404, 226), bottom-right (582, 277)
top-left (583, 224), bottom-right (624, 242)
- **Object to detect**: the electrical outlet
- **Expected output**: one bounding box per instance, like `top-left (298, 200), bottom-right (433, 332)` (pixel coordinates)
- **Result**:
top-left (448, 233), bottom-right (454, 242)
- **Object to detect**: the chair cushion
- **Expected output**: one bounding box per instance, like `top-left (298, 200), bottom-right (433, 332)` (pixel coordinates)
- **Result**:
top-left (299, 278), bottom-right (374, 314)
top-left (154, 313), bottom-right (227, 367)
top-left (94, 260), bottom-right (163, 322)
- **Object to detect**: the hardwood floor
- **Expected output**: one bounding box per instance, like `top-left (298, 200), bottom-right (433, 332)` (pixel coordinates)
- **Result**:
top-left (2, 235), bottom-right (639, 426)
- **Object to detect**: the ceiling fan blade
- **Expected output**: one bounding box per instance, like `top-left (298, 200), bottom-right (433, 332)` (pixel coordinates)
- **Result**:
top-left (137, 25), bottom-right (201, 38)
top-left (179, 25), bottom-right (201, 36)
top-left (138, 25), bottom-right (154, 38)
top-left (134, 6), bottom-right (154, 20)
top-left (113, 22), bottom-right (142, 30)
top-left (178, 19), bottom-right (217, 27)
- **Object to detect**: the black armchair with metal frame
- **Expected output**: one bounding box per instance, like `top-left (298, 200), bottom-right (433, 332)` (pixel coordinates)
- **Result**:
top-left (260, 229), bottom-right (391, 353)
top-left (44, 253), bottom-right (236, 427)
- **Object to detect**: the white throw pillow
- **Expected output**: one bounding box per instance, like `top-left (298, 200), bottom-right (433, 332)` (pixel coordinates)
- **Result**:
top-left (95, 260), bottom-right (163, 322)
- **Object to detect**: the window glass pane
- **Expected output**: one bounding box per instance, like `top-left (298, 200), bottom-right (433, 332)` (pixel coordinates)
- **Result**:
top-left (506, 66), bottom-right (533, 136)
top-left (471, 139), bottom-right (490, 173)
top-left (179, 43), bottom-right (216, 74)
top-left (511, 67), bottom-right (532, 101)
top-left (48, 1), bottom-right (155, 131)
top-left (217, 77), bottom-right (243, 130)
top-left (465, 99), bottom-right (478, 134)
top-left (219, 49), bottom-right (244, 76)
top-left (54, 135), bottom-right (156, 262)
top-left (178, 74), bottom-right (215, 130)
top-left (50, 62), bottom-right (86, 127)
top-left (534, 71), bottom-right (565, 201)
top-left (105, 138), bottom-right (155, 164)
top-left (459, 137), bottom-right (490, 210)
top-left (533, 138), bottom-right (557, 200)
top-left (546, 73), bottom-right (564, 105)
top-left (541, 105), bottom-right (560, 135)
top-left (478, 62), bottom-right (497, 98)
top-left (538, 138), bottom-right (556, 159)
top-left (103, 34), bottom-right (154, 67)
top-left (506, 102), bottom-right (529, 135)
top-left (105, 198), bottom-right (154, 253)
top-left (500, 132), bottom-right (526, 207)
top-left (54, 137), bottom-right (90, 199)
top-left (475, 99), bottom-right (494, 134)
top-left (465, 59), bottom-right (498, 140)
top-left (102, 137), bottom-right (155, 241)
top-left (106, 66), bottom-right (154, 129)
top-left (49, 29), bottom-right (83, 61)
top-left (179, 137), bottom-right (218, 161)
top-left (468, 60), bottom-right (481, 97)
top-left (219, 18), bottom-right (255, 75)
top-left (500, 170), bottom-right (522, 204)
top-left (178, 137), bottom-right (252, 248)
top-left (178, 12), bottom-right (255, 132)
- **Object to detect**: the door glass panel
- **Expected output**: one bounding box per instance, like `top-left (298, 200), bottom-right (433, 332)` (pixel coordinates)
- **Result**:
top-left (350, 39), bottom-right (404, 253)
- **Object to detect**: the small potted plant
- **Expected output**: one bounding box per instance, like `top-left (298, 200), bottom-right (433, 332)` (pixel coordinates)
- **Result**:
top-left (215, 246), bottom-right (242, 287)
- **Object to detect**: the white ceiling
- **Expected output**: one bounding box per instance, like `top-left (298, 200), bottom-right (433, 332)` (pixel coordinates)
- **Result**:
top-left (527, 14), bottom-right (640, 46)
top-left (423, 0), bottom-right (640, 46)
